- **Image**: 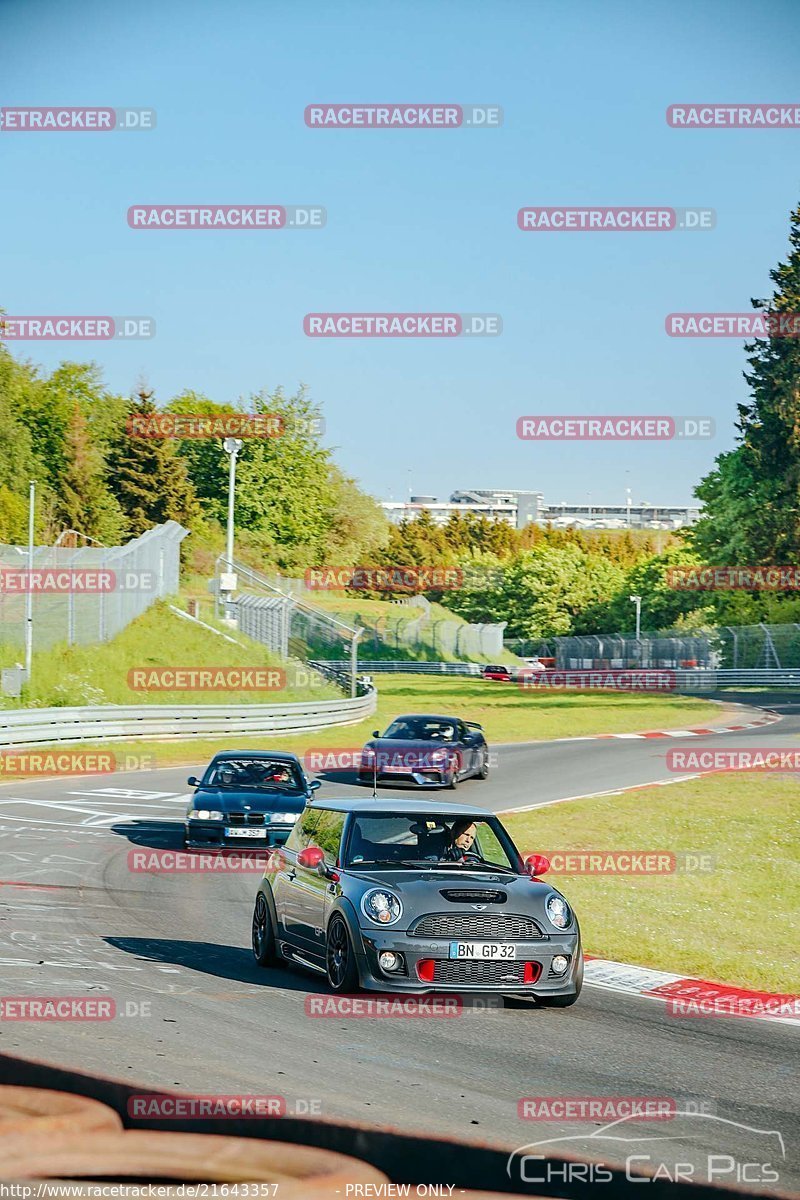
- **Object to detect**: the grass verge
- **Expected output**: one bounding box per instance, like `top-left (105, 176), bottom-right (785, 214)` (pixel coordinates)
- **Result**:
top-left (504, 773), bottom-right (799, 991)
top-left (1, 673), bottom-right (723, 779)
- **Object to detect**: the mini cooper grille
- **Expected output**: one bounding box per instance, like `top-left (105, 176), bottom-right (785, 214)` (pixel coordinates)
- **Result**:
top-left (411, 913), bottom-right (543, 939)
top-left (440, 889), bottom-right (507, 904)
top-left (432, 960), bottom-right (529, 985)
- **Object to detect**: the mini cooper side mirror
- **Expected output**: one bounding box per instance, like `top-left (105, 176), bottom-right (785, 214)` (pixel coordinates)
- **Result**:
top-left (187, 776), bottom-right (199, 787)
top-left (525, 853), bottom-right (550, 877)
top-left (309, 779), bottom-right (322, 792)
top-left (297, 846), bottom-right (325, 870)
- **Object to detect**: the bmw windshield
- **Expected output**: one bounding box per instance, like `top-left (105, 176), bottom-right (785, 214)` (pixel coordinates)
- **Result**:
top-left (202, 758), bottom-right (305, 793)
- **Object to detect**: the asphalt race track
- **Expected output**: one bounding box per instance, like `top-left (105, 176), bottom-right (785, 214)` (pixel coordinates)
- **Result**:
top-left (0, 692), bottom-right (797, 1190)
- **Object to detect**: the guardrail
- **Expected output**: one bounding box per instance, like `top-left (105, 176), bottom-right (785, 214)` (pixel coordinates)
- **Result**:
top-left (0, 689), bottom-right (377, 748)
top-left (318, 661), bottom-right (800, 690)
top-left (315, 660), bottom-right (482, 675)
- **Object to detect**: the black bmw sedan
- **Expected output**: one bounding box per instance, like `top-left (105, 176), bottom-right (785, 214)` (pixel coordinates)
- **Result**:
top-left (184, 750), bottom-right (321, 849)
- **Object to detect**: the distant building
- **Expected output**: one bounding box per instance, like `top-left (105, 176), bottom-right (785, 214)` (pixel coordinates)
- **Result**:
top-left (381, 489), bottom-right (699, 531)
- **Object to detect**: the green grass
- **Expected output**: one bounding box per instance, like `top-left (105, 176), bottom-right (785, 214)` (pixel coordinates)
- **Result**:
top-left (0, 672), bottom-right (722, 779)
top-left (504, 773), bottom-right (799, 991)
top-left (0, 601), bottom-right (340, 709)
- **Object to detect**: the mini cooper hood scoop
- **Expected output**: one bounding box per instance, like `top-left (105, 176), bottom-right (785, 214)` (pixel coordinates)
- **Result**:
top-left (439, 888), bottom-right (507, 903)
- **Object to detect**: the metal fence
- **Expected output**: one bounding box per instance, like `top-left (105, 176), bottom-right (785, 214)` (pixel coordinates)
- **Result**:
top-left (0, 522), bottom-right (188, 655)
top-left (0, 688), bottom-right (377, 748)
top-left (537, 624), bottom-right (800, 670)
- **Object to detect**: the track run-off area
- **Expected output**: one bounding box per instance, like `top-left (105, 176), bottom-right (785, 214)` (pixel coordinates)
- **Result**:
top-left (0, 690), bottom-right (797, 1190)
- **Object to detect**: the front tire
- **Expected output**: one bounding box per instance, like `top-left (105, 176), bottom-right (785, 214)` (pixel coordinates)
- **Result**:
top-left (326, 915), bottom-right (360, 992)
top-left (476, 749), bottom-right (489, 780)
top-left (252, 893), bottom-right (277, 967)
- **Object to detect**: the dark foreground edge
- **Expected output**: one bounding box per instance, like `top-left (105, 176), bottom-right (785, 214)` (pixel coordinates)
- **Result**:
top-left (0, 1052), bottom-right (789, 1199)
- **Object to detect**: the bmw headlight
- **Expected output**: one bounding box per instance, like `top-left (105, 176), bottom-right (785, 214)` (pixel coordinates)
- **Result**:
top-left (188, 809), bottom-right (224, 821)
top-left (546, 894), bottom-right (572, 929)
top-left (361, 889), bottom-right (403, 926)
top-left (270, 812), bottom-right (299, 824)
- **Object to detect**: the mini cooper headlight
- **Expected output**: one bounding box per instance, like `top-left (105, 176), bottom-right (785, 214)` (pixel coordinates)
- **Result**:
top-left (188, 809), bottom-right (224, 821)
top-left (270, 812), bottom-right (299, 824)
top-left (546, 894), bottom-right (572, 929)
top-left (361, 889), bottom-right (403, 926)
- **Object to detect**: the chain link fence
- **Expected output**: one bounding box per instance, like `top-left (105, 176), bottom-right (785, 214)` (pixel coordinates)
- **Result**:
top-left (509, 623), bottom-right (800, 670)
top-left (0, 522), bottom-right (188, 661)
top-left (227, 562), bottom-right (506, 662)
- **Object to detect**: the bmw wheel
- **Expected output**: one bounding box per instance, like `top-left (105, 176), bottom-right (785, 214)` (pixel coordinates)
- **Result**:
top-left (326, 915), bottom-right (359, 992)
top-left (252, 893), bottom-right (277, 967)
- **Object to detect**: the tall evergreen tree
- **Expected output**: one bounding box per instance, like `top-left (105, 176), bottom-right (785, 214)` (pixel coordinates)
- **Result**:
top-left (107, 387), bottom-right (199, 536)
top-left (694, 203), bottom-right (800, 563)
top-left (52, 403), bottom-right (127, 543)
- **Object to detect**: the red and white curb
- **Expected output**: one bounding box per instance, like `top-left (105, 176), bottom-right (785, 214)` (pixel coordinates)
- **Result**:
top-left (556, 705), bottom-right (781, 743)
top-left (584, 956), bottom-right (800, 1027)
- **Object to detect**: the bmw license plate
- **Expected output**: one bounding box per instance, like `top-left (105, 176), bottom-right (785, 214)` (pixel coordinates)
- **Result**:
top-left (225, 827), bottom-right (267, 838)
top-left (449, 942), bottom-right (517, 960)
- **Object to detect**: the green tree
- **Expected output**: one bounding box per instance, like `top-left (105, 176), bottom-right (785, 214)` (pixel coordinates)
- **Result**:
top-left (52, 403), bottom-right (127, 543)
top-left (107, 387), bottom-right (200, 536)
top-left (694, 202), bottom-right (800, 562)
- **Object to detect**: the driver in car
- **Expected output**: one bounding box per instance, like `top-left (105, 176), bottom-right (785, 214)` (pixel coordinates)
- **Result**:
top-left (441, 818), bottom-right (479, 862)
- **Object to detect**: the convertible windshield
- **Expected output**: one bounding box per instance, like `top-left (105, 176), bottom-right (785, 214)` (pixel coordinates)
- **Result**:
top-left (382, 718), bottom-right (458, 741)
top-left (204, 758), bottom-right (305, 793)
top-left (345, 814), bottom-right (518, 871)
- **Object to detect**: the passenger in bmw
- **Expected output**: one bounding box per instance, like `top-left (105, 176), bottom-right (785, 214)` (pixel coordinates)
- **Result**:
top-left (442, 818), bottom-right (479, 862)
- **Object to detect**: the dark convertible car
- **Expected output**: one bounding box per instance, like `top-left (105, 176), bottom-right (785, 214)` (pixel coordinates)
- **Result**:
top-left (357, 713), bottom-right (489, 788)
top-left (184, 750), bottom-right (320, 849)
top-left (251, 797), bottom-right (583, 1005)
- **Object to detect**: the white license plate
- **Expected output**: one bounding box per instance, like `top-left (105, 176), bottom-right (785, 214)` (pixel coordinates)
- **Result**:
top-left (383, 763), bottom-right (408, 772)
top-left (225, 827), bottom-right (267, 838)
top-left (449, 942), bottom-right (517, 960)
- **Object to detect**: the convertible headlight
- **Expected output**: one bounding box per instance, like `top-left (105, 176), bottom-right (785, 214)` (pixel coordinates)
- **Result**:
top-left (270, 812), bottom-right (299, 824)
top-left (546, 894), bottom-right (572, 929)
top-left (188, 809), bottom-right (224, 821)
top-left (361, 889), bottom-right (403, 926)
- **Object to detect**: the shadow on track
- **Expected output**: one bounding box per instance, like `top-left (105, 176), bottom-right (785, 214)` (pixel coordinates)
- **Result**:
top-left (104, 935), bottom-right (318, 993)
top-left (110, 819), bottom-right (183, 849)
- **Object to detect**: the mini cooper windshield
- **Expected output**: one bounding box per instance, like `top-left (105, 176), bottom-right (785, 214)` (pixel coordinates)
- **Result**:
top-left (204, 757), bottom-right (305, 793)
top-left (345, 813), bottom-right (519, 871)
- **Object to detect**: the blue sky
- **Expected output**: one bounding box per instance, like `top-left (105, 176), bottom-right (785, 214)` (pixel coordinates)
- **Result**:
top-left (1, 0), bottom-right (798, 508)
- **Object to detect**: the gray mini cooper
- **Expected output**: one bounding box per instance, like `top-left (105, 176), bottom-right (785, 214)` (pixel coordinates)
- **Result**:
top-left (251, 797), bottom-right (582, 1006)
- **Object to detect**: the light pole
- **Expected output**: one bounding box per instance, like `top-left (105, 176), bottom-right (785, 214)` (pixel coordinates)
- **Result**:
top-left (220, 438), bottom-right (243, 606)
top-left (24, 481), bottom-right (35, 683)
top-left (630, 594), bottom-right (642, 640)
top-left (626, 487), bottom-right (632, 528)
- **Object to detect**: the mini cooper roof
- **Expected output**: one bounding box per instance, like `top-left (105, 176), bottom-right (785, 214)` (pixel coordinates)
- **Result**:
top-left (207, 750), bottom-right (303, 763)
top-left (310, 797), bottom-right (496, 818)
